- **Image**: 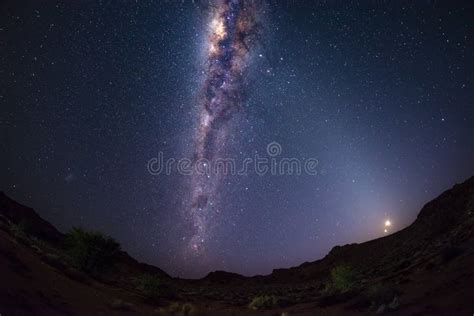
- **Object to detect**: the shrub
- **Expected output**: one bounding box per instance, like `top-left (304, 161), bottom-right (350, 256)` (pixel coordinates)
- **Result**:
top-left (365, 283), bottom-right (399, 307)
top-left (157, 302), bottom-right (197, 316)
top-left (325, 265), bottom-right (359, 294)
top-left (136, 274), bottom-right (164, 299)
top-left (65, 227), bottom-right (120, 275)
top-left (31, 236), bottom-right (53, 251)
top-left (248, 294), bottom-right (279, 310)
top-left (10, 220), bottom-right (30, 241)
top-left (110, 298), bottom-right (135, 311)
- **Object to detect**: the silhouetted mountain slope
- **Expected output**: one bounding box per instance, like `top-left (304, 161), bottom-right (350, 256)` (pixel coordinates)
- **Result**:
top-left (0, 192), bottom-right (63, 244)
top-left (268, 176), bottom-right (474, 283)
top-left (0, 192), bottom-right (170, 281)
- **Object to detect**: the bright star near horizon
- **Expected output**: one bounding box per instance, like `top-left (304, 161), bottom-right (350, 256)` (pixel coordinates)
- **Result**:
top-left (384, 219), bottom-right (392, 233)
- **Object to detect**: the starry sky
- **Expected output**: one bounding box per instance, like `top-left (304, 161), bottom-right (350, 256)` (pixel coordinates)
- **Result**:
top-left (1, 0), bottom-right (473, 278)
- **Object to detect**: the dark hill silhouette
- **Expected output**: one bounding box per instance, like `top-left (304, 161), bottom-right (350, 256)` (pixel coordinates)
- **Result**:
top-left (266, 176), bottom-right (474, 283)
top-left (0, 191), bottom-right (63, 244)
top-left (0, 191), bottom-right (170, 281)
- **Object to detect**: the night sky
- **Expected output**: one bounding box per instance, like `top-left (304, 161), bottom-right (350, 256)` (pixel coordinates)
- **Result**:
top-left (1, 1), bottom-right (473, 278)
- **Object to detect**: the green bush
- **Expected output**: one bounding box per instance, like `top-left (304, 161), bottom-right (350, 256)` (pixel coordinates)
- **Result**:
top-left (65, 227), bottom-right (120, 275)
top-left (248, 294), bottom-right (279, 310)
top-left (326, 265), bottom-right (359, 293)
top-left (10, 220), bottom-right (31, 241)
top-left (136, 274), bottom-right (162, 298)
top-left (365, 283), bottom-right (399, 306)
top-left (167, 302), bottom-right (197, 315)
top-left (110, 298), bottom-right (135, 311)
top-left (154, 302), bottom-right (198, 316)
